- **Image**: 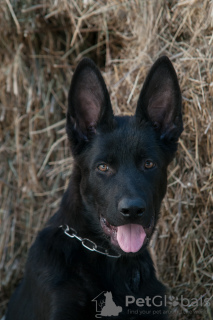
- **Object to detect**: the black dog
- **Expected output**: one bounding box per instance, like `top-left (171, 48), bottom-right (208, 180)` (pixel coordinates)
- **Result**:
top-left (6, 56), bottom-right (183, 320)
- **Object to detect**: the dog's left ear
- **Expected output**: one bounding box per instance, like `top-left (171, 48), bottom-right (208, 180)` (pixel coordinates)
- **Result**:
top-left (136, 56), bottom-right (183, 142)
top-left (67, 58), bottom-right (113, 154)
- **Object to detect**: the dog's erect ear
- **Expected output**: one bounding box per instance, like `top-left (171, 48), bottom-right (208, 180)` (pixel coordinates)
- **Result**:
top-left (136, 56), bottom-right (183, 142)
top-left (67, 58), bottom-right (113, 152)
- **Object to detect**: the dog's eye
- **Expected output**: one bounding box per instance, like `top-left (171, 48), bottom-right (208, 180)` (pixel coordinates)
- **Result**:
top-left (144, 160), bottom-right (155, 169)
top-left (97, 164), bottom-right (109, 172)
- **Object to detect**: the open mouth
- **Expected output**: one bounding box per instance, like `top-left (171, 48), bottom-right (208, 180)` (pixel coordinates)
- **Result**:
top-left (100, 216), bottom-right (154, 253)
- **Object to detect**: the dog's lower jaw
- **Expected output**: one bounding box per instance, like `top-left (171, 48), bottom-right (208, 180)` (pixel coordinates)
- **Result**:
top-left (100, 215), bottom-right (155, 254)
top-left (100, 216), bottom-right (118, 247)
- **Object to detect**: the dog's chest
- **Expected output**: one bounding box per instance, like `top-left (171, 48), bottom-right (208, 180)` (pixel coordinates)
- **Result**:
top-left (77, 258), bottom-right (142, 296)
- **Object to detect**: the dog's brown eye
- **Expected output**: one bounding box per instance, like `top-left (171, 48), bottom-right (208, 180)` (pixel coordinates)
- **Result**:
top-left (144, 160), bottom-right (155, 169)
top-left (97, 164), bottom-right (109, 172)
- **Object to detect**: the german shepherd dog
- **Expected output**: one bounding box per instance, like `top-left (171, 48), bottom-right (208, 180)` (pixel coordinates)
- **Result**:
top-left (6, 56), bottom-right (183, 320)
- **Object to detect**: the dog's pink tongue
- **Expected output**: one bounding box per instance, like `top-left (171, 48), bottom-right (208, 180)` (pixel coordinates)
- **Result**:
top-left (117, 224), bottom-right (146, 253)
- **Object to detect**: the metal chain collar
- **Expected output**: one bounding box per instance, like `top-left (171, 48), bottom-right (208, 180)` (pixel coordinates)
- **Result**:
top-left (59, 225), bottom-right (121, 258)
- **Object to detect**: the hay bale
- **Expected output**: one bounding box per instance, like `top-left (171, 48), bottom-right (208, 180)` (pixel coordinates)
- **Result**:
top-left (0, 1), bottom-right (212, 318)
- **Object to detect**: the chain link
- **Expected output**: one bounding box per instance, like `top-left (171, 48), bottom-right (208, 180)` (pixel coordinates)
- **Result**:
top-left (59, 225), bottom-right (121, 258)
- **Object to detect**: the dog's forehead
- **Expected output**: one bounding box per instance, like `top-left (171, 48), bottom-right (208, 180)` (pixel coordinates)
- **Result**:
top-left (94, 117), bottom-right (159, 161)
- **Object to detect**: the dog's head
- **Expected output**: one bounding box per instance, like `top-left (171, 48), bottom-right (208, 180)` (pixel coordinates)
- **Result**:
top-left (66, 57), bottom-right (183, 255)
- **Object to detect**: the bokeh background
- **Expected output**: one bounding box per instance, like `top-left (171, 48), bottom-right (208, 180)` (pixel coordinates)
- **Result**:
top-left (0, 0), bottom-right (212, 318)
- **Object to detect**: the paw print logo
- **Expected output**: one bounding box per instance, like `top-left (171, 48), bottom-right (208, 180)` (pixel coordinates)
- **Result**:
top-left (168, 295), bottom-right (179, 307)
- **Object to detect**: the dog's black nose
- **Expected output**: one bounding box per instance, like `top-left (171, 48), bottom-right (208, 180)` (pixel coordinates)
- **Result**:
top-left (118, 198), bottom-right (146, 217)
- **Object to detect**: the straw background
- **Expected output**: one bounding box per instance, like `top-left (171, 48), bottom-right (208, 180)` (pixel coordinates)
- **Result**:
top-left (0, 1), bottom-right (212, 319)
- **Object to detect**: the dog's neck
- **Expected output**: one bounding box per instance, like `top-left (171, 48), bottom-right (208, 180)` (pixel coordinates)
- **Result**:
top-left (52, 164), bottom-right (94, 234)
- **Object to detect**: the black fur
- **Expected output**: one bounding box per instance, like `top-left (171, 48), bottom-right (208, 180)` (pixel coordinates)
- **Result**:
top-left (6, 56), bottom-right (183, 320)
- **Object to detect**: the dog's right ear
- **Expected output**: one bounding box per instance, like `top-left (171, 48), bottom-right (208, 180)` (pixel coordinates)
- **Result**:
top-left (136, 56), bottom-right (183, 143)
top-left (67, 58), bottom-right (113, 154)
